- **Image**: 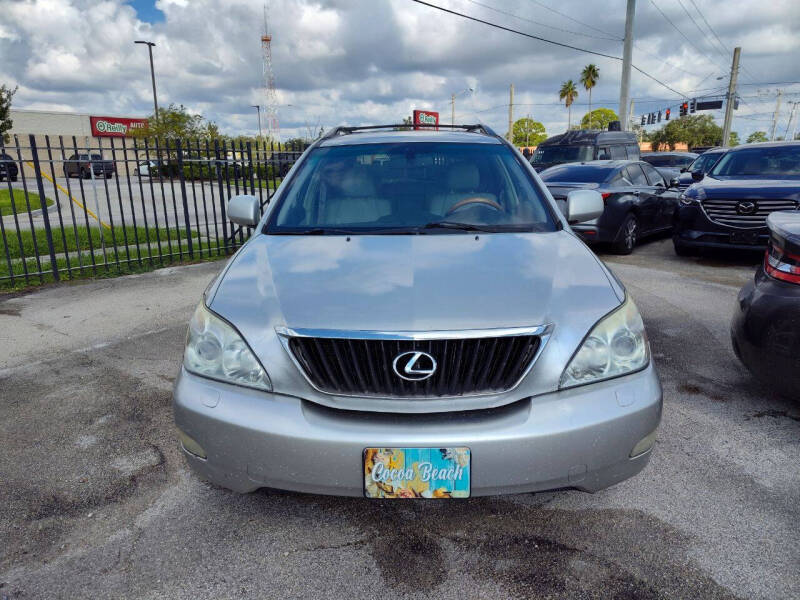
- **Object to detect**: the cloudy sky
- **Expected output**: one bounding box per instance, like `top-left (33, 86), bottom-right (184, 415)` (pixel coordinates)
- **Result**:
top-left (1, 0), bottom-right (799, 141)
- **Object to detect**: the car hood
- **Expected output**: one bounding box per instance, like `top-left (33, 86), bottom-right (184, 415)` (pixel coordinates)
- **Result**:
top-left (207, 231), bottom-right (624, 407)
top-left (690, 177), bottom-right (800, 200)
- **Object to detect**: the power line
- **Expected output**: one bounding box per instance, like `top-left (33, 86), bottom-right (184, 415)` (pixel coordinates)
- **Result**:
top-left (409, 0), bottom-right (690, 99)
top-left (526, 0), bottom-right (620, 40)
top-left (676, 0), bottom-right (728, 63)
top-left (647, 0), bottom-right (726, 72)
top-left (462, 0), bottom-right (620, 41)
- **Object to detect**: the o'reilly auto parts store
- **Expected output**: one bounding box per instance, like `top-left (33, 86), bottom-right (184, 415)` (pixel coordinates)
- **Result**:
top-left (7, 109), bottom-right (147, 175)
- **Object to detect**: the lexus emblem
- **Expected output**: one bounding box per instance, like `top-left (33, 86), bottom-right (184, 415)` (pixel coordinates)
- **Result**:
top-left (736, 201), bottom-right (757, 215)
top-left (392, 351), bottom-right (437, 381)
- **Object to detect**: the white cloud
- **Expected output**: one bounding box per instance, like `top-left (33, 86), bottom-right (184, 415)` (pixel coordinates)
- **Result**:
top-left (1, 0), bottom-right (798, 140)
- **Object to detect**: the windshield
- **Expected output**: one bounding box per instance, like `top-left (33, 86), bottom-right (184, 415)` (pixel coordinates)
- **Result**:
top-left (642, 155), bottom-right (672, 167)
top-left (709, 146), bottom-right (800, 179)
top-left (539, 164), bottom-right (612, 183)
top-left (267, 142), bottom-right (557, 234)
top-left (688, 152), bottom-right (721, 173)
top-left (530, 145), bottom-right (594, 165)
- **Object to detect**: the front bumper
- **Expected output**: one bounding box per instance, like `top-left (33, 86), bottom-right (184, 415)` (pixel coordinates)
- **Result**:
top-left (674, 203), bottom-right (768, 250)
top-left (173, 363), bottom-right (663, 497)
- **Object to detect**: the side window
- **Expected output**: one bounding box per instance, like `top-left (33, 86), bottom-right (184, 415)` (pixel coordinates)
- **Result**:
top-left (624, 164), bottom-right (648, 186)
top-left (609, 172), bottom-right (630, 187)
top-left (641, 163), bottom-right (666, 187)
top-left (596, 146), bottom-right (611, 160)
top-left (626, 144), bottom-right (640, 160)
top-left (609, 145), bottom-right (626, 160)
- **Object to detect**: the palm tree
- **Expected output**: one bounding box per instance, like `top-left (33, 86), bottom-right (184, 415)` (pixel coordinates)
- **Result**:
top-left (580, 64), bottom-right (600, 129)
top-left (559, 80), bottom-right (578, 130)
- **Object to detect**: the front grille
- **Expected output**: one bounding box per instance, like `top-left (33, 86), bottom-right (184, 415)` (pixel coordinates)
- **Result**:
top-left (702, 198), bottom-right (798, 229)
top-left (287, 334), bottom-right (541, 398)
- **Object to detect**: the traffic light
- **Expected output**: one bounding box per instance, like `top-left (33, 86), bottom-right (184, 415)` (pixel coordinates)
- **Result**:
top-left (690, 98), bottom-right (696, 113)
top-left (641, 115), bottom-right (646, 126)
top-left (665, 108), bottom-right (671, 120)
top-left (680, 102), bottom-right (688, 116)
top-left (657, 110), bottom-right (662, 123)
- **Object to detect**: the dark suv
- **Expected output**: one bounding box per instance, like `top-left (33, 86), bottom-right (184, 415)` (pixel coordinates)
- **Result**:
top-left (673, 142), bottom-right (800, 255)
top-left (63, 153), bottom-right (115, 179)
top-left (0, 153), bottom-right (18, 182)
top-left (529, 130), bottom-right (640, 172)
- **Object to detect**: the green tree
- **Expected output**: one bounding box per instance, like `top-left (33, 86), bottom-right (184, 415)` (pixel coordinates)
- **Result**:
top-left (559, 80), bottom-right (578, 130)
top-left (130, 103), bottom-right (219, 141)
top-left (746, 130), bottom-right (768, 144)
top-left (511, 117), bottom-right (546, 146)
top-left (579, 64), bottom-right (599, 128)
top-left (728, 131), bottom-right (740, 147)
top-left (0, 84), bottom-right (18, 144)
top-left (649, 114), bottom-right (723, 151)
top-left (580, 108), bottom-right (619, 130)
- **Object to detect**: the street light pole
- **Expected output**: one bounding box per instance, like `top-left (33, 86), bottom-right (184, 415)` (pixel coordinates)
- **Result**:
top-left (618, 0), bottom-right (635, 131)
top-left (252, 105), bottom-right (263, 140)
top-left (134, 41), bottom-right (159, 124)
top-left (450, 88), bottom-right (473, 125)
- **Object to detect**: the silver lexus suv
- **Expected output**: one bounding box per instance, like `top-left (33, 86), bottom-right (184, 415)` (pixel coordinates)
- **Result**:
top-left (173, 124), bottom-right (662, 499)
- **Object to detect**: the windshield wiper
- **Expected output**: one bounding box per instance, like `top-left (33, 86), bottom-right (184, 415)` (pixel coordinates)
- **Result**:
top-left (270, 226), bottom-right (418, 235)
top-left (421, 221), bottom-right (504, 233)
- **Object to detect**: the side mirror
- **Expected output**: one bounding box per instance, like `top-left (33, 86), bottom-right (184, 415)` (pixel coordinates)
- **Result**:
top-left (680, 167), bottom-right (688, 173)
top-left (669, 177), bottom-right (680, 188)
top-left (691, 170), bottom-right (704, 182)
top-left (228, 194), bottom-right (260, 227)
top-left (566, 189), bottom-right (604, 224)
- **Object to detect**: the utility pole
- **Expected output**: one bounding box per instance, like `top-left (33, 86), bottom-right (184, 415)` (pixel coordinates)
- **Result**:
top-left (134, 41), bottom-right (159, 124)
top-left (791, 102), bottom-right (799, 141)
top-left (451, 94), bottom-right (456, 125)
top-left (629, 99), bottom-right (635, 132)
top-left (783, 101), bottom-right (797, 140)
top-left (770, 89), bottom-right (783, 141)
top-left (618, 0), bottom-right (635, 131)
top-left (721, 46), bottom-right (741, 148)
top-left (252, 105), bottom-right (263, 140)
top-left (507, 84), bottom-right (514, 142)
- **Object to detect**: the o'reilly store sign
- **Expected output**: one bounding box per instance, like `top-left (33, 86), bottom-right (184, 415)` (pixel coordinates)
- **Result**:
top-left (90, 116), bottom-right (148, 137)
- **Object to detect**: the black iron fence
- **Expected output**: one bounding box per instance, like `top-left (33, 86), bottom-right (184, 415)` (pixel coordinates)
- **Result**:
top-left (0, 134), bottom-right (307, 289)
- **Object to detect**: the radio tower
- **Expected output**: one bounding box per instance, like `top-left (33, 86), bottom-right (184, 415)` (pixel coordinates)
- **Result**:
top-left (261, 4), bottom-right (279, 140)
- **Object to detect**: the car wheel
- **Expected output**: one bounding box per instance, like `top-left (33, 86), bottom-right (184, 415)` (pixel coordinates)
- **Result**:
top-left (673, 241), bottom-right (695, 257)
top-left (612, 213), bottom-right (638, 255)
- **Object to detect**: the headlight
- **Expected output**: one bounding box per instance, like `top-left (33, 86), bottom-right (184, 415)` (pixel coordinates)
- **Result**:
top-left (560, 296), bottom-right (649, 389)
top-left (183, 303), bottom-right (271, 391)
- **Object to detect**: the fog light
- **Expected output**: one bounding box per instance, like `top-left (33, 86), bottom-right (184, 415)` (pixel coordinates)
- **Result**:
top-left (630, 429), bottom-right (657, 458)
top-left (177, 429), bottom-right (207, 459)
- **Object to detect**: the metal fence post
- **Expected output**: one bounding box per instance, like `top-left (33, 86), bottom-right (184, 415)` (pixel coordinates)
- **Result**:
top-left (213, 138), bottom-right (229, 251)
top-left (29, 135), bottom-right (60, 281)
top-left (175, 139), bottom-right (194, 258)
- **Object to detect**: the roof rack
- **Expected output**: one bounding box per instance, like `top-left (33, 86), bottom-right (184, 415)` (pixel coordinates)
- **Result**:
top-left (321, 123), bottom-right (499, 140)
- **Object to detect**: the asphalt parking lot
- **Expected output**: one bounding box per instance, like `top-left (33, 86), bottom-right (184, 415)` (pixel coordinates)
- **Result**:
top-left (1, 237), bottom-right (798, 599)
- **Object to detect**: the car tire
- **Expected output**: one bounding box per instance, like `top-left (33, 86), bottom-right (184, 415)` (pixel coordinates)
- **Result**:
top-left (612, 213), bottom-right (638, 255)
top-left (673, 241), bottom-right (695, 257)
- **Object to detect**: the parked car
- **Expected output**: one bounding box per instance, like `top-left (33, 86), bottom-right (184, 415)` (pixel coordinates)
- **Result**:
top-left (173, 124), bottom-right (662, 499)
top-left (674, 147), bottom-right (727, 191)
top-left (731, 211), bottom-right (800, 399)
top-left (0, 153), bottom-right (18, 182)
top-left (540, 160), bottom-right (681, 254)
top-left (641, 151), bottom-right (698, 181)
top-left (63, 153), bottom-right (115, 179)
top-left (673, 141), bottom-right (800, 256)
top-left (134, 160), bottom-right (160, 177)
top-left (529, 130), bottom-right (640, 172)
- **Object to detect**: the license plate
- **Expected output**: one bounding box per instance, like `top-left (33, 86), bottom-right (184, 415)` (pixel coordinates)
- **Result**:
top-left (729, 231), bottom-right (760, 245)
top-left (363, 447), bottom-right (470, 499)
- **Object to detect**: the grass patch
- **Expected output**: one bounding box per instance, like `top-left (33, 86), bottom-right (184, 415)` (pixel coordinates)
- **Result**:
top-left (1, 224), bottom-right (200, 260)
top-left (0, 242), bottom-right (230, 292)
top-left (0, 189), bottom-right (54, 216)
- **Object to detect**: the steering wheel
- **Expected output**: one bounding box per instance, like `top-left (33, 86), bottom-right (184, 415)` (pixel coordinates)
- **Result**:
top-left (445, 196), bottom-right (503, 217)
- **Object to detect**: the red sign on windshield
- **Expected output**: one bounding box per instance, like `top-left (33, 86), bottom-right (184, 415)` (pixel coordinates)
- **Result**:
top-left (90, 116), bottom-right (148, 137)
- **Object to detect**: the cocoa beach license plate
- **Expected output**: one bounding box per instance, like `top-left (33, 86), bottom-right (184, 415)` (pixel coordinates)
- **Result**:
top-left (363, 447), bottom-right (470, 499)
